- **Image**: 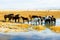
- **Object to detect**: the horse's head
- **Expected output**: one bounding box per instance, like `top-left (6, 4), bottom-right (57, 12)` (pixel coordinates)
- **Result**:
top-left (51, 15), bottom-right (54, 18)
top-left (38, 16), bottom-right (41, 18)
top-left (20, 16), bottom-right (24, 18)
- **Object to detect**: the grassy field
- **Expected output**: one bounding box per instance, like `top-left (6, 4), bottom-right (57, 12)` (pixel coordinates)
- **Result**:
top-left (0, 10), bottom-right (60, 20)
top-left (0, 10), bottom-right (60, 33)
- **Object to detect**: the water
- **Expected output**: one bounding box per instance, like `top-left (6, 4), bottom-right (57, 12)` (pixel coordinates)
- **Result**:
top-left (56, 19), bottom-right (60, 26)
top-left (44, 19), bottom-right (60, 28)
top-left (29, 18), bottom-right (60, 26)
top-left (0, 19), bottom-right (60, 40)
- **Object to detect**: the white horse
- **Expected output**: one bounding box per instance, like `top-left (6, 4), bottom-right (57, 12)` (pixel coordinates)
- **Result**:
top-left (31, 18), bottom-right (41, 25)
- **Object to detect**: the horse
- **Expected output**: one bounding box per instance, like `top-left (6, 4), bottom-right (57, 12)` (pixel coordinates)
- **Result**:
top-left (39, 16), bottom-right (45, 24)
top-left (29, 15), bottom-right (39, 21)
top-left (45, 16), bottom-right (56, 24)
top-left (50, 16), bottom-right (56, 23)
top-left (45, 18), bottom-right (51, 24)
top-left (29, 15), bottom-right (45, 25)
top-left (32, 15), bottom-right (38, 18)
top-left (13, 14), bottom-right (20, 22)
top-left (21, 16), bottom-right (29, 23)
top-left (4, 14), bottom-right (14, 22)
top-left (31, 18), bottom-right (41, 25)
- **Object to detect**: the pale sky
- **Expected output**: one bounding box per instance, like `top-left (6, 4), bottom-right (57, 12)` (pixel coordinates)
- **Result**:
top-left (0, 0), bottom-right (60, 10)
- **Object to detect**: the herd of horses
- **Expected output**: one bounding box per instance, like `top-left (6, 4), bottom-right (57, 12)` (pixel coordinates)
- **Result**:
top-left (4, 14), bottom-right (56, 25)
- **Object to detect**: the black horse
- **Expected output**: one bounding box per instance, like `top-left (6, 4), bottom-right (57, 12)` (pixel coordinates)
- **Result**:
top-left (32, 15), bottom-right (38, 18)
top-left (45, 18), bottom-right (51, 24)
top-left (13, 14), bottom-right (20, 22)
top-left (45, 16), bottom-right (56, 24)
top-left (50, 17), bottom-right (56, 23)
top-left (4, 14), bottom-right (14, 21)
top-left (39, 16), bottom-right (45, 24)
top-left (21, 16), bottom-right (29, 23)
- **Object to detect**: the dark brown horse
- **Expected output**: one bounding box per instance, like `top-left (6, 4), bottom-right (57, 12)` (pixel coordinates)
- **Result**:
top-left (21, 16), bottom-right (29, 23)
top-left (4, 14), bottom-right (20, 22)
top-left (50, 16), bottom-right (56, 23)
top-left (4, 14), bottom-right (14, 21)
top-left (13, 14), bottom-right (20, 22)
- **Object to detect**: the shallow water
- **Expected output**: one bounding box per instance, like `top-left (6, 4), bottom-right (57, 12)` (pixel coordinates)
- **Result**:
top-left (56, 19), bottom-right (60, 26)
top-left (0, 19), bottom-right (60, 40)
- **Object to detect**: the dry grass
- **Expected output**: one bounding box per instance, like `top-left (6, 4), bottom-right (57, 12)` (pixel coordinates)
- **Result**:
top-left (0, 22), bottom-right (46, 33)
top-left (0, 10), bottom-right (60, 33)
top-left (50, 26), bottom-right (60, 33)
top-left (32, 25), bottom-right (46, 31)
top-left (0, 10), bottom-right (60, 20)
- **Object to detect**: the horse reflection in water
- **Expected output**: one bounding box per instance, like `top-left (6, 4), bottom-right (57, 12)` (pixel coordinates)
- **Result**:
top-left (44, 22), bottom-right (56, 28)
top-left (43, 16), bottom-right (56, 31)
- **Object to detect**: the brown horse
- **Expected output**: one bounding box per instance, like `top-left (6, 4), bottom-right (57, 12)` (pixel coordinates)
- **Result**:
top-left (13, 14), bottom-right (20, 22)
top-left (4, 14), bottom-right (14, 22)
top-left (21, 16), bottom-right (29, 23)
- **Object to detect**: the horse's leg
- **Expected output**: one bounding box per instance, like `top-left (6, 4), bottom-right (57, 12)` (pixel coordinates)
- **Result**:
top-left (15, 19), bottom-right (16, 22)
top-left (40, 19), bottom-right (42, 25)
top-left (54, 19), bottom-right (56, 23)
top-left (8, 18), bottom-right (11, 22)
top-left (4, 18), bottom-right (6, 22)
top-left (45, 20), bottom-right (46, 24)
top-left (18, 19), bottom-right (19, 22)
top-left (54, 20), bottom-right (56, 26)
top-left (40, 21), bottom-right (42, 25)
top-left (38, 19), bottom-right (40, 25)
top-left (10, 19), bottom-right (12, 22)
top-left (49, 20), bottom-right (50, 24)
top-left (23, 20), bottom-right (24, 23)
top-left (54, 19), bottom-right (56, 24)
top-left (27, 19), bottom-right (29, 24)
top-left (36, 21), bottom-right (38, 25)
top-left (31, 19), bottom-right (32, 25)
